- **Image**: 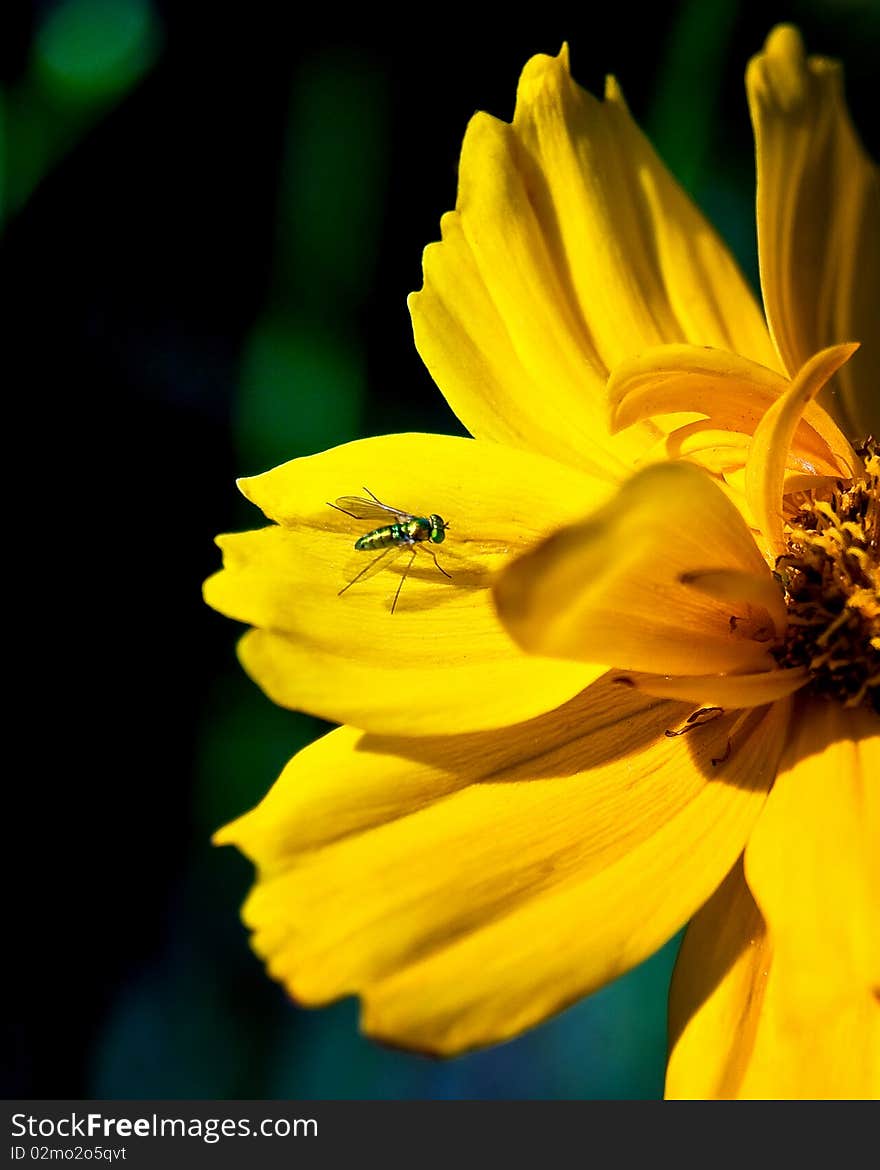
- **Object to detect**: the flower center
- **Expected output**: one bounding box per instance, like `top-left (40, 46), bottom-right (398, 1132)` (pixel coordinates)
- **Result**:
top-left (773, 440), bottom-right (879, 712)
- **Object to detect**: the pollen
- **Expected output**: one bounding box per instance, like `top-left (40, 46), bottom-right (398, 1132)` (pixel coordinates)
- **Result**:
top-left (774, 440), bottom-right (880, 712)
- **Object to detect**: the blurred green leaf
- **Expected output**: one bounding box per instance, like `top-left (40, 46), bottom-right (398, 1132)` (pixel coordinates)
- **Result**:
top-left (35, 0), bottom-right (161, 104)
top-left (2, 0), bottom-right (160, 226)
top-left (235, 315), bottom-right (365, 473)
top-left (277, 51), bottom-right (389, 307)
top-left (647, 0), bottom-right (737, 197)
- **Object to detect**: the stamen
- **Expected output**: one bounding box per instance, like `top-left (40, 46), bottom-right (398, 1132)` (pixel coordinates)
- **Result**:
top-left (664, 707), bottom-right (724, 737)
top-left (663, 705), bottom-right (754, 768)
top-left (711, 709), bottom-right (753, 768)
top-left (774, 438), bottom-right (879, 712)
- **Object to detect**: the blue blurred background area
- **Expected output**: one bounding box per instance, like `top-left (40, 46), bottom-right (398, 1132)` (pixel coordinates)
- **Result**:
top-left (4, 0), bottom-right (877, 1100)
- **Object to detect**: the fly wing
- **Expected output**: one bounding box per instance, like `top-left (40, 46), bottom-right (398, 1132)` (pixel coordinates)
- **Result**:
top-left (338, 544), bottom-right (403, 596)
top-left (330, 494), bottom-right (412, 523)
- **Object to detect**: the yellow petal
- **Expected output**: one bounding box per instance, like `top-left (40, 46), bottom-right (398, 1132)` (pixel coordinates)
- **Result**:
top-left (739, 948), bottom-right (880, 1099)
top-left (669, 850), bottom-right (880, 1100)
top-left (745, 343), bottom-right (858, 556)
top-left (494, 461), bottom-right (780, 676)
top-left (203, 433), bottom-right (611, 733)
top-left (234, 627), bottom-right (600, 739)
top-left (410, 45), bottom-right (778, 479)
top-left (599, 76), bottom-right (780, 371)
top-left (748, 24), bottom-right (880, 438)
top-left (640, 423), bottom-right (753, 475)
top-left (740, 700), bottom-right (880, 1097)
top-left (666, 859), bottom-right (771, 1099)
top-left (410, 119), bottom-right (648, 482)
top-left (219, 674), bottom-right (789, 1055)
top-left (746, 698), bottom-right (880, 1002)
top-left (608, 343), bottom-right (857, 477)
top-left (677, 566), bottom-right (785, 627)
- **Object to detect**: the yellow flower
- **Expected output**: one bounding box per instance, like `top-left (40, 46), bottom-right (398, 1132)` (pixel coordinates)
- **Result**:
top-left (205, 26), bottom-right (879, 1098)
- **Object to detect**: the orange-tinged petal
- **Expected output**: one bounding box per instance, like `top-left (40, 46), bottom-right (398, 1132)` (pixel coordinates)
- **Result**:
top-left (666, 859), bottom-right (771, 1099)
top-left (410, 45), bottom-right (778, 480)
top-left (748, 24), bottom-right (880, 438)
top-left (608, 344), bottom-right (857, 477)
top-left (640, 423), bottom-right (753, 475)
top-left (494, 461), bottom-right (779, 676)
top-left (218, 675), bottom-right (789, 1055)
top-left (745, 343), bottom-right (858, 556)
top-left (608, 345), bottom-right (788, 434)
top-left (740, 700), bottom-right (880, 1098)
top-left (203, 433), bottom-right (612, 733)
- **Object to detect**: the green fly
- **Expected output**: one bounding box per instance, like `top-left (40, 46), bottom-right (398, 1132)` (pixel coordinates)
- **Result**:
top-left (328, 487), bottom-right (451, 613)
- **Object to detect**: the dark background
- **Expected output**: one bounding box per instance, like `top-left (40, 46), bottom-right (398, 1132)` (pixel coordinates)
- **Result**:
top-left (4, 0), bottom-right (878, 1099)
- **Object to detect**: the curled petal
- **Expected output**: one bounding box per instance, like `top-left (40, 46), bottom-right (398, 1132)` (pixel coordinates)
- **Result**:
top-left (494, 461), bottom-right (779, 676)
top-left (745, 342), bottom-right (858, 556)
top-left (608, 343), bottom-right (857, 477)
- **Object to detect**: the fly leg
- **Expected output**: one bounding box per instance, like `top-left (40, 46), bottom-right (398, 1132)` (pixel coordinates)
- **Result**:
top-left (390, 547), bottom-right (418, 614)
top-left (391, 544), bottom-right (450, 612)
top-left (417, 544), bottom-right (452, 580)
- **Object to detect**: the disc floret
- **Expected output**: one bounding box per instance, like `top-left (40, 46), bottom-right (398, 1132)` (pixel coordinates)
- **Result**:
top-left (774, 441), bottom-right (880, 711)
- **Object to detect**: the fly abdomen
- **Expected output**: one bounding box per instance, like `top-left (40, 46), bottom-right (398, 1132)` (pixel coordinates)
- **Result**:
top-left (355, 525), bottom-right (398, 551)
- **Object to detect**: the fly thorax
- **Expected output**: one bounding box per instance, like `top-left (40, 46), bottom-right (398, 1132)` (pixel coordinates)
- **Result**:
top-left (773, 439), bottom-right (879, 711)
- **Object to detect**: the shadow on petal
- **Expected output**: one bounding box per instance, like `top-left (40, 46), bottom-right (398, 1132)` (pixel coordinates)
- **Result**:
top-left (358, 671), bottom-right (783, 793)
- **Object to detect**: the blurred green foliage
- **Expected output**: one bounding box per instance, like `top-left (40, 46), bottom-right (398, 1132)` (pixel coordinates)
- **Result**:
top-left (1, 0), bottom-right (160, 223)
top-left (235, 50), bottom-right (389, 475)
top-left (35, 0), bottom-right (160, 102)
